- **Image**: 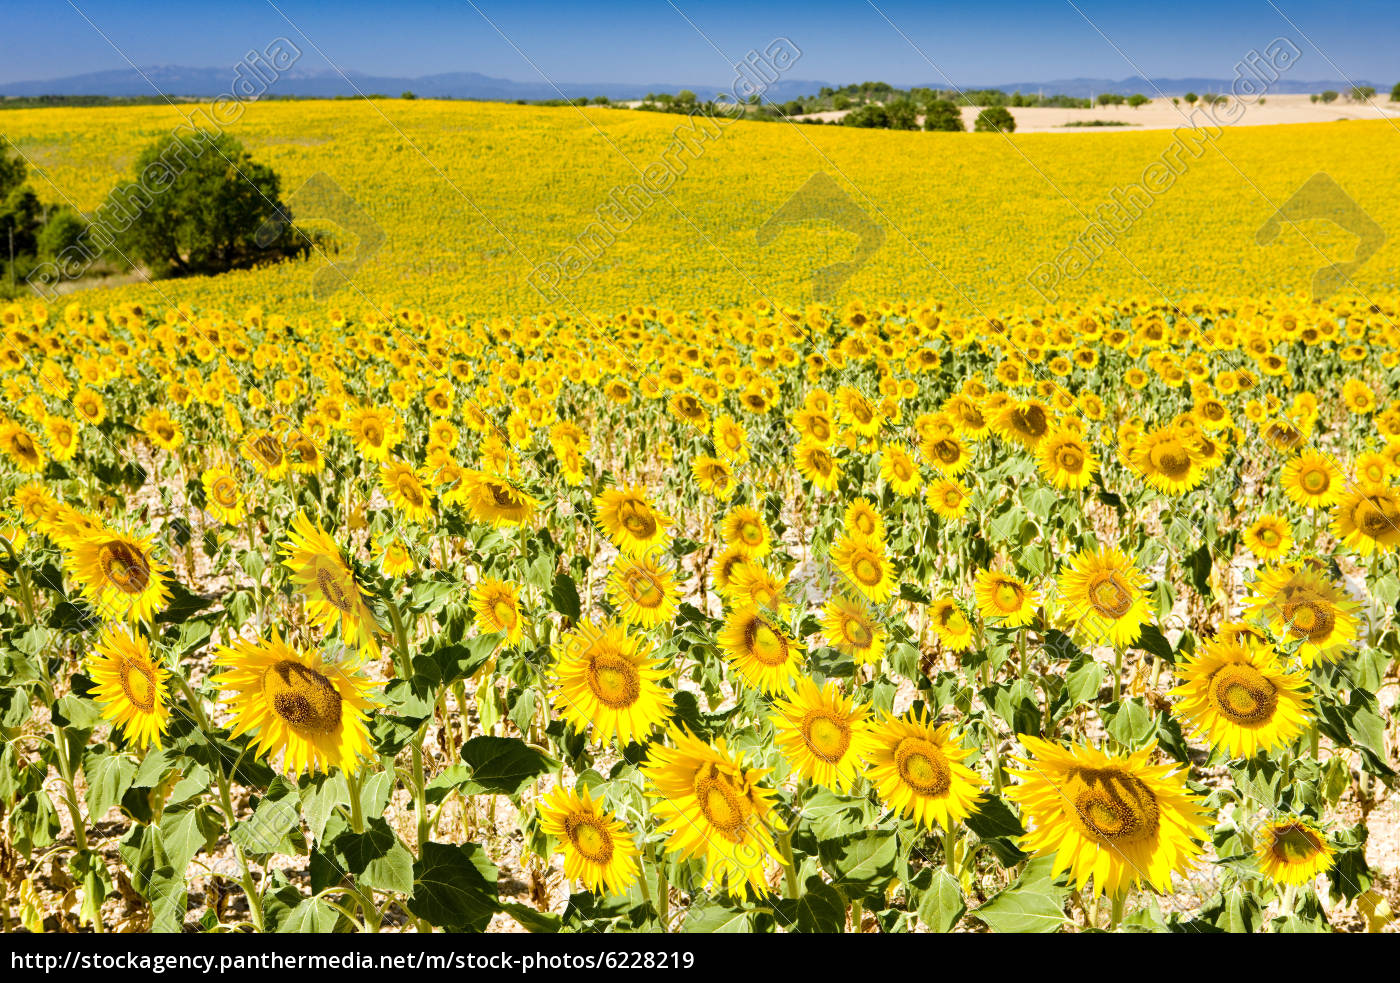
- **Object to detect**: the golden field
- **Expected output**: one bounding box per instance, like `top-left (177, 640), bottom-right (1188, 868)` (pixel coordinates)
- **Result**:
top-left (4, 99), bottom-right (1400, 314)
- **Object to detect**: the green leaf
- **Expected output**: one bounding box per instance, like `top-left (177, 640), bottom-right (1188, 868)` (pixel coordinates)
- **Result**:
top-left (230, 777), bottom-right (304, 857)
top-left (974, 857), bottom-right (1067, 933)
top-left (460, 736), bottom-right (556, 797)
top-left (817, 830), bottom-right (897, 902)
top-left (317, 818), bottom-right (415, 896)
top-left (406, 841), bottom-right (500, 931)
top-left (916, 868), bottom-right (965, 933)
top-left (1132, 623), bottom-right (1176, 663)
top-left (501, 900), bottom-right (561, 933)
top-left (82, 749), bottom-right (136, 819)
top-left (550, 571), bottom-right (581, 621)
top-left (681, 901), bottom-right (756, 933)
top-left (277, 896), bottom-right (342, 933)
top-left (1103, 698), bottom-right (1156, 749)
top-left (772, 875), bottom-right (847, 932)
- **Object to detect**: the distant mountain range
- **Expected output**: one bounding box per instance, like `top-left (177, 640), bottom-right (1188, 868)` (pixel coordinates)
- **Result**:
top-left (0, 65), bottom-right (1378, 102)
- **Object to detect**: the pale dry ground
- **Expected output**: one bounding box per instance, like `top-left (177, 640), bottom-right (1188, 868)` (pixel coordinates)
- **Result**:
top-left (790, 93), bottom-right (1400, 132)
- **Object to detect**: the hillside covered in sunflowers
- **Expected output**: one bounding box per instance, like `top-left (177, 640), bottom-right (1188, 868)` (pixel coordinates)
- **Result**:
top-left (0, 98), bottom-right (1397, 934)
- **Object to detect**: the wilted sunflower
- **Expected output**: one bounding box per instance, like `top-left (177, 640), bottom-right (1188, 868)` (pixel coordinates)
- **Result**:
top-left (1169, 638), bottom-right (1312, 758)
top-left (594, 484), bottom-right (674, 557)
top-left (1280, 450), bottom-right (1341, 509)
top-left (831, 531), bottom-right (895, 604)
top-left (1246, 564), bottom-right (1359, 665)
top-left (929, 598), bottom-right (975, 651)
top-left (973, 569), bottom-right (1039, 628)
top-left (867, 708), bottom-right (985, 831)
top-left (65, 526), bottom-right (171, 623)
top-left (201, 466), bottom-right (246, 526)
top-left (1242, 513), bottom-right (1293, 563)
top-left (718, 606), bottom-right (803, 694)
top-left (470, 578), bottom-right (524, 644)
top-left (1331, 483), bottom-right (1400, 556)
top-left (215, 631), bottom-right (377, 776)
top-left (821, 594), bottom-right (886, 666)
top-left (1008, 736), bottom-right (1210, 898)
top-left (537, 785), bottom-right (640, 896)
top-left (721, 505), bottom-right (772, 557)
top-left (460, 469), bottom-right (538, 526)
top-left (643, 727), bottom-right (786, 899)
top-left (1254, 819), bottom-right (1333, 886)
top-left (1055, 545), bottom-right (1151, 647)
top-left (380, 459), bottom-right (434, 524)
top-left (607, 553), bottom-right (679, 628)
top-left (86, 626), bottom-right (170, 749)
top-left (280, 511), bottom-right (384, 657)
top-left (551, 620), bottom-right (673, 744)
top-left (770, 678), bottom-right (876, 791)
top-left (1037, 430), bottom-right (1099, 491)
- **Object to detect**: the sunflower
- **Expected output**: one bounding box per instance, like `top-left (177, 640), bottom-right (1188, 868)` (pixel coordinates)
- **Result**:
top-left (537, 785), bottom-right (640, 896)
top-left (1008, 736), bottom-right (1210, 898)
top-left (73, 387), bottom-right (107, 425)
top-left (992, 398), bottom-right (1053, 450)
top-left (594, 484), bottom-right (674, 557)
top-left (643, 727), bottom-right (786, 899)
top-left (1243, 513), bottom-right (1293, 563)
top-left (929, 598), bottom-right (975, 651)
top-left (348, 406), bottom-right (398, 462)
top-left (920, 434), bottom-right (972, 476)
top-left (1246, 564), bottom-right (1359, 665)
top-left (470, 578), bottom-right (524, 644)
top-left (837, 386), bottom-right (882, 437)
top-left (241, 429), bottom-right (289, 480)
top-left (867, 708), bottom-right (985, 831)
top-left (607, 554), bottom-right (679, 628)
top-left (927, 477), bottom-right (973, 521)
top-left (1132, 425), bottom-right (1204, 495)
top-left (280, 512), bottom-right (383, 657)
top-left (199, 466), bottom-right (246, 526)
top-left (1037, 430), bottom-right (1099, 491)
top-left (973, 569), bottom-right (1039, 628)
top-left (141, 409), bottom-right (183, 452)
top-left (460, 469), bottom-right (538, 526)
top-left (43, 416), bottom-right (79, 462)
top-left (1054, 545), bottom-right (1151, 648)
top-left (770, 678), bottom-right (876, 791)
top-left (879, 444), bottom-right (922, 496)
top-left (820, 594), bottom-right (886, 666)
top-left (692, 455), bottom-right (736, 500)
top-left (1169, 638), bottom-right (1312, 758)
top-left (712, 414), bottom-right (750, 462)
top-left (65, 526), bottom-right (171, 623)
top-left (1280, 450), bottom-right (1342, 509)
top-left (380, 459), bottom-right (434, 524)
top-left (1331, 483), bottom-right (1400, 556)
top-left (721, 505), bottom-right (772, 557)
top-left (86, 626), bottom-right (170, 749)
top-left (717, 606), bottom-right (803, 694)
top-left (0, 422), bottom-right (45, 473)
top-left (1254, 819), bottom-right (1334, 886)
top-left (795, 440), bottom-right (843, 491)
top-left (214, 631), bottom-right (377, 776)
top-left (374, 535), bottom-right (415, 577)
top-left (551, 620), bottom-right (673, 744)
top-left (843, 497), bottom-right (886, 541)
top-left (831, 532), bottom-right (895, 604)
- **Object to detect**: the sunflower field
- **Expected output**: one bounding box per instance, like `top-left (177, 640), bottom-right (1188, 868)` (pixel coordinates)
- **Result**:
top-left (0, 100), bottom-right (1398, 936)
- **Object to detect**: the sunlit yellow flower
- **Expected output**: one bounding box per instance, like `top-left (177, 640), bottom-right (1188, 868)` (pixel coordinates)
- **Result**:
top-left (1170, 638), bottom-right (1312, 758)
top-left (86, 626), bottom-right (170, 750)
top-left (770, 677), bottom-right (875, 791)
top-left (868, 708), bottom-right (984, 831)
top-left (594, 484), bottom-right (673, 557)
top-left (551, 620), bottom-right (673, 744)
top-left (973, 569), bottom-right (1038, 628)
top-left (1254, 819), bottom-right (1333, 886)
top-left (537, 785), bottom-right (640, 896)
top-left (280, 512), bottom-right (383, 657)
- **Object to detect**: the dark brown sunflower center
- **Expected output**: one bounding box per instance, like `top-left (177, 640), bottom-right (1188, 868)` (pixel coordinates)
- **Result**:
top-left (263, 660), bottom-right (342, 735)
top-left (314, 562), bottom-right (355, 613)
top-left (1268, 823), bottom-right (1324, 864)
top-left (99, 541), bottom-right (151, 595)
top-left (744, 617), bottom-right (790, 666)
top-left (619, 502), bottom-right (657, 539)
top-left (1151, 442), bottom-right (1191, 478)
top-left (119, 658), bottom-right (158, 713)
top-left (1280, 591), bottom-right (1334, 643)
top-left (211, 477), bottom-right (239, 507)
top-left (563, 814), bottom-right (614, 864)
top-left (802, 710), bottom-right (851, 762)
top-left (894, 736), bottom-right (951, 797)
top-left (1069, 768), bottom-right (1160, 845)
top-left (587, 652), bottom-right (640, 709)
top-left (1210, 662), bottom-right (1278, 724)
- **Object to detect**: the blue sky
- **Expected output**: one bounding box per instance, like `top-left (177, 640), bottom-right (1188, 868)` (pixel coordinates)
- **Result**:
top-left (2, 0), bottom-right (1392, 86)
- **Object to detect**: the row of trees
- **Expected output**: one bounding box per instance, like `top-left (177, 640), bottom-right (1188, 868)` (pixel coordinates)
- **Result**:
top-left (1, 132), bottom-right (302, 297)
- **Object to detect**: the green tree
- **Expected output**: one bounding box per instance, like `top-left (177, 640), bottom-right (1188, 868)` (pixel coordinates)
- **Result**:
top-left (886, 98), bottom-right (919, 130)
top-left (99, 131), bottom-right (294, 277)
top-left (1320, 90), bottom-right (1339, 103)
top-left (1348, 85), bottom-right (1375, 101)
top-left (1391, 82), bottom-right (1400, 102)
top-left (1183, 92), bottom-right (1198, 105)
top-left (37, 207), bottom-right (89, 260)
top-left (923, 99), bottom-right (964, 131)
top-left (973, 106), bottom-right (1016, 133)
top-left (1128, 93), bottom-right (1150, 108)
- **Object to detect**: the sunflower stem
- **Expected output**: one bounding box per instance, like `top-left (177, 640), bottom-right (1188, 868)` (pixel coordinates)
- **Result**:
top-left (386, 600), bottom-right (431, 850)
top-left (1108, 893), bottom-right (1124, 932)
top-left (779, 829), bottom-right (800, 899)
